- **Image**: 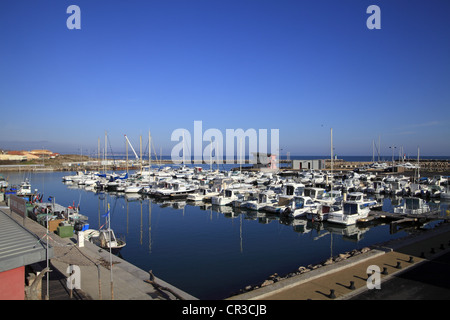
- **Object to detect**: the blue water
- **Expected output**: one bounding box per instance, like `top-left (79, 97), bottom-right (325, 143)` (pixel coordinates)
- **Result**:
top-left (2, 169), bottom-right (449, 299)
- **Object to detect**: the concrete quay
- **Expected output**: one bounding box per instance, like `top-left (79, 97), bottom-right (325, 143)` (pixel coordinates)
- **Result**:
top-left (227, 222), bottom-right (450, 300)
top-left (0, 202), bottom-right (197, 300)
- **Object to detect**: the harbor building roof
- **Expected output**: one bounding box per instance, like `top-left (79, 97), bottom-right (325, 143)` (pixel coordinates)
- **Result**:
top-left (0, 210), bottom-right (53, 272)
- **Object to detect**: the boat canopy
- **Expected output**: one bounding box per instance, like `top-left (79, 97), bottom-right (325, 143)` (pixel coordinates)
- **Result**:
top-left (405, 197), bottom-right (424, 210)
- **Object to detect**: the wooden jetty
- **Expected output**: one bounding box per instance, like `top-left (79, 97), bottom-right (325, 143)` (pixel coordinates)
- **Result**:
top-left (358, 210), bottom-right (443, 233)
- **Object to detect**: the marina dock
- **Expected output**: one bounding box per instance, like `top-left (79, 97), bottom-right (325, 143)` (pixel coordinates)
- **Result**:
top-left (0, 201), bottom-right (196, 300)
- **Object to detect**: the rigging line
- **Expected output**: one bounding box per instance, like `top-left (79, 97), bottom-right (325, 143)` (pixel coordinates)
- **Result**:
top-left (151, 139), bottom-right (161, 168)
top-left (143, 137), bottom-right (149, 158)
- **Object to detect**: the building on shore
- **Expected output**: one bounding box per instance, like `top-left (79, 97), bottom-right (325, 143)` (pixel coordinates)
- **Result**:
top-left (0, 149), bottom-right (59, 161)
top-left (292, 159), bottom-right (326, 171)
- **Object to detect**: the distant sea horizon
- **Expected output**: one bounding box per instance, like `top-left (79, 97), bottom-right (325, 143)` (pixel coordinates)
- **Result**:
top-left (65, 152), bottom-right (450, 163)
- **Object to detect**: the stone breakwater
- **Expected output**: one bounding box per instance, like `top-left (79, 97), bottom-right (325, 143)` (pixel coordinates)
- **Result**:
top-left (232, 247), bottom-right (372, 296)
top-left (325, 159), bottom-right (450, 172)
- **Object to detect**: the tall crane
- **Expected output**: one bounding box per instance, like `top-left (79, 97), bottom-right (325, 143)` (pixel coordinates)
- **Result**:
top-left (124, 135), bottom-right (139, 160)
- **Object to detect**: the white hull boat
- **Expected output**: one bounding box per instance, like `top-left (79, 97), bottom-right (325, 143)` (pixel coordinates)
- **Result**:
top-left (328, 199), bottom-right (377, 225)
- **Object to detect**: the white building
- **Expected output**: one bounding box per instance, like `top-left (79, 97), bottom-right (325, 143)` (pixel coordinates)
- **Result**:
top-left (292, 159), bottom-right (326, 170)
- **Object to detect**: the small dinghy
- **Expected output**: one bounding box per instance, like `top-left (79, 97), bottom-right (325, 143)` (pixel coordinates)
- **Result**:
top-left (88, 228), bottom-right (126, 254)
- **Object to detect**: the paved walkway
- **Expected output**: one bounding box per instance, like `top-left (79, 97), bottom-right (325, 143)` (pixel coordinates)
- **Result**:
top-left (228, 222), bottom-right (450, 300)
top-left (1, 202), bottom-right (196, 300)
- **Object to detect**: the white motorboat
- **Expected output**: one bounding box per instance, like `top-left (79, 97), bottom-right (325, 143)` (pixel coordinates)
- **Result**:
top-left (186, 187), bottom-right (219, 202)
top-left (261, 195), bottom-right (291, 214)
top-left (277, 181), bottom-right (305, 205)
top-left (345, 192), bottom-right (366, 202)
top-left (385, 180), bottom-right (409, 196)
top-left (16, 179), bottom-right (32, 195)
top-left (282, 182), bottom-right (305, 198)
top-left (281, 196), bottom-right (319, 218)
top-left (245, 190), bottom-right (278, 211)
top-left (153, 181), bottom-right (198, 199)
top-left (89, 229), bottom-right (126, 254)
top-left (124, 182), bottom-right (146, 193)
top-left (315, 189), bottom-right (342, 206)
top-left (304, 187), bottom-right (326, 201)
top-left (0, 174), bottom-right (9, 188)
top-left (211, 186), bottom-right (251, 206)
top-left (307, 203), bottom-right (341, 222)
top-left (327, 199), bottom-right (377, 225)
top-left (62, 171), bottom-right (83, 182)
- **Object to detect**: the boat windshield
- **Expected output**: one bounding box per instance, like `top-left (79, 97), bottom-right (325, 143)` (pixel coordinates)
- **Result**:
top-left (348, 194), bottom-right (363, 201)
top-left (343, 203), bottom-right (358, 215)
top-left (324, 191), bottom-right (340, 198)
top-left (294, 197), bottom-right (304, 208)
top-left (405, 198), bottom-right (421, 210)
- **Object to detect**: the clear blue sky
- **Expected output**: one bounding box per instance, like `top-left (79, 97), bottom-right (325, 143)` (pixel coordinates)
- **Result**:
top-left (1, 0), bottom-right (449, 157)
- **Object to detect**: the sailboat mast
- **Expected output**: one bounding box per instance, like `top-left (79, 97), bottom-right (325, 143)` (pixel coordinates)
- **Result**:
top-left (148, 131), bottom-right (152, 184)
top-left (330, 128), bottom-right (333, 174)
top-left (148, 130), bottom-right (152, 171)
top-left (98, 138), bottom-right (100, 171)
top-left (140, 135), bottom-right (142, 173)
top-left (417, 147), bottom-right (420, 182)
top-left (372, 140), bottom-right (375, 163)
top-left (104, 131), bottom-right (107, 173)
top-left (378, 136), bottom-right (381, 162)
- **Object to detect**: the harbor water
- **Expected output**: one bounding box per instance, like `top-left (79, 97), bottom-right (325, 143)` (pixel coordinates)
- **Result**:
top-left (2, 165), bottom-right (449, 300)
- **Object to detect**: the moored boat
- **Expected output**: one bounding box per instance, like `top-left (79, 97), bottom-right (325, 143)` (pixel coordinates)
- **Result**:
top-left (327, 198), bottom-right (377, 225)
top-left (89, 228), bottom-right (126, 254)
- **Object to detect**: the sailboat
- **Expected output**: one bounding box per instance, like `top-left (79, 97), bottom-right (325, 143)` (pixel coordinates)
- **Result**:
top-left (86, 203), bottom-right (126, 253)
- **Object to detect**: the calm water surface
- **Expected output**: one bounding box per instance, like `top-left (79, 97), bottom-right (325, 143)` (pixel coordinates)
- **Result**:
top-left (3, 170), bottom-right (449, 299)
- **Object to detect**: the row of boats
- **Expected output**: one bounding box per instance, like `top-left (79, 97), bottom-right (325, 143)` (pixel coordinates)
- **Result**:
top-left (62, 166), bottom-right (450, 226)
top-left (29, 200), bottom-right (126, 253)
